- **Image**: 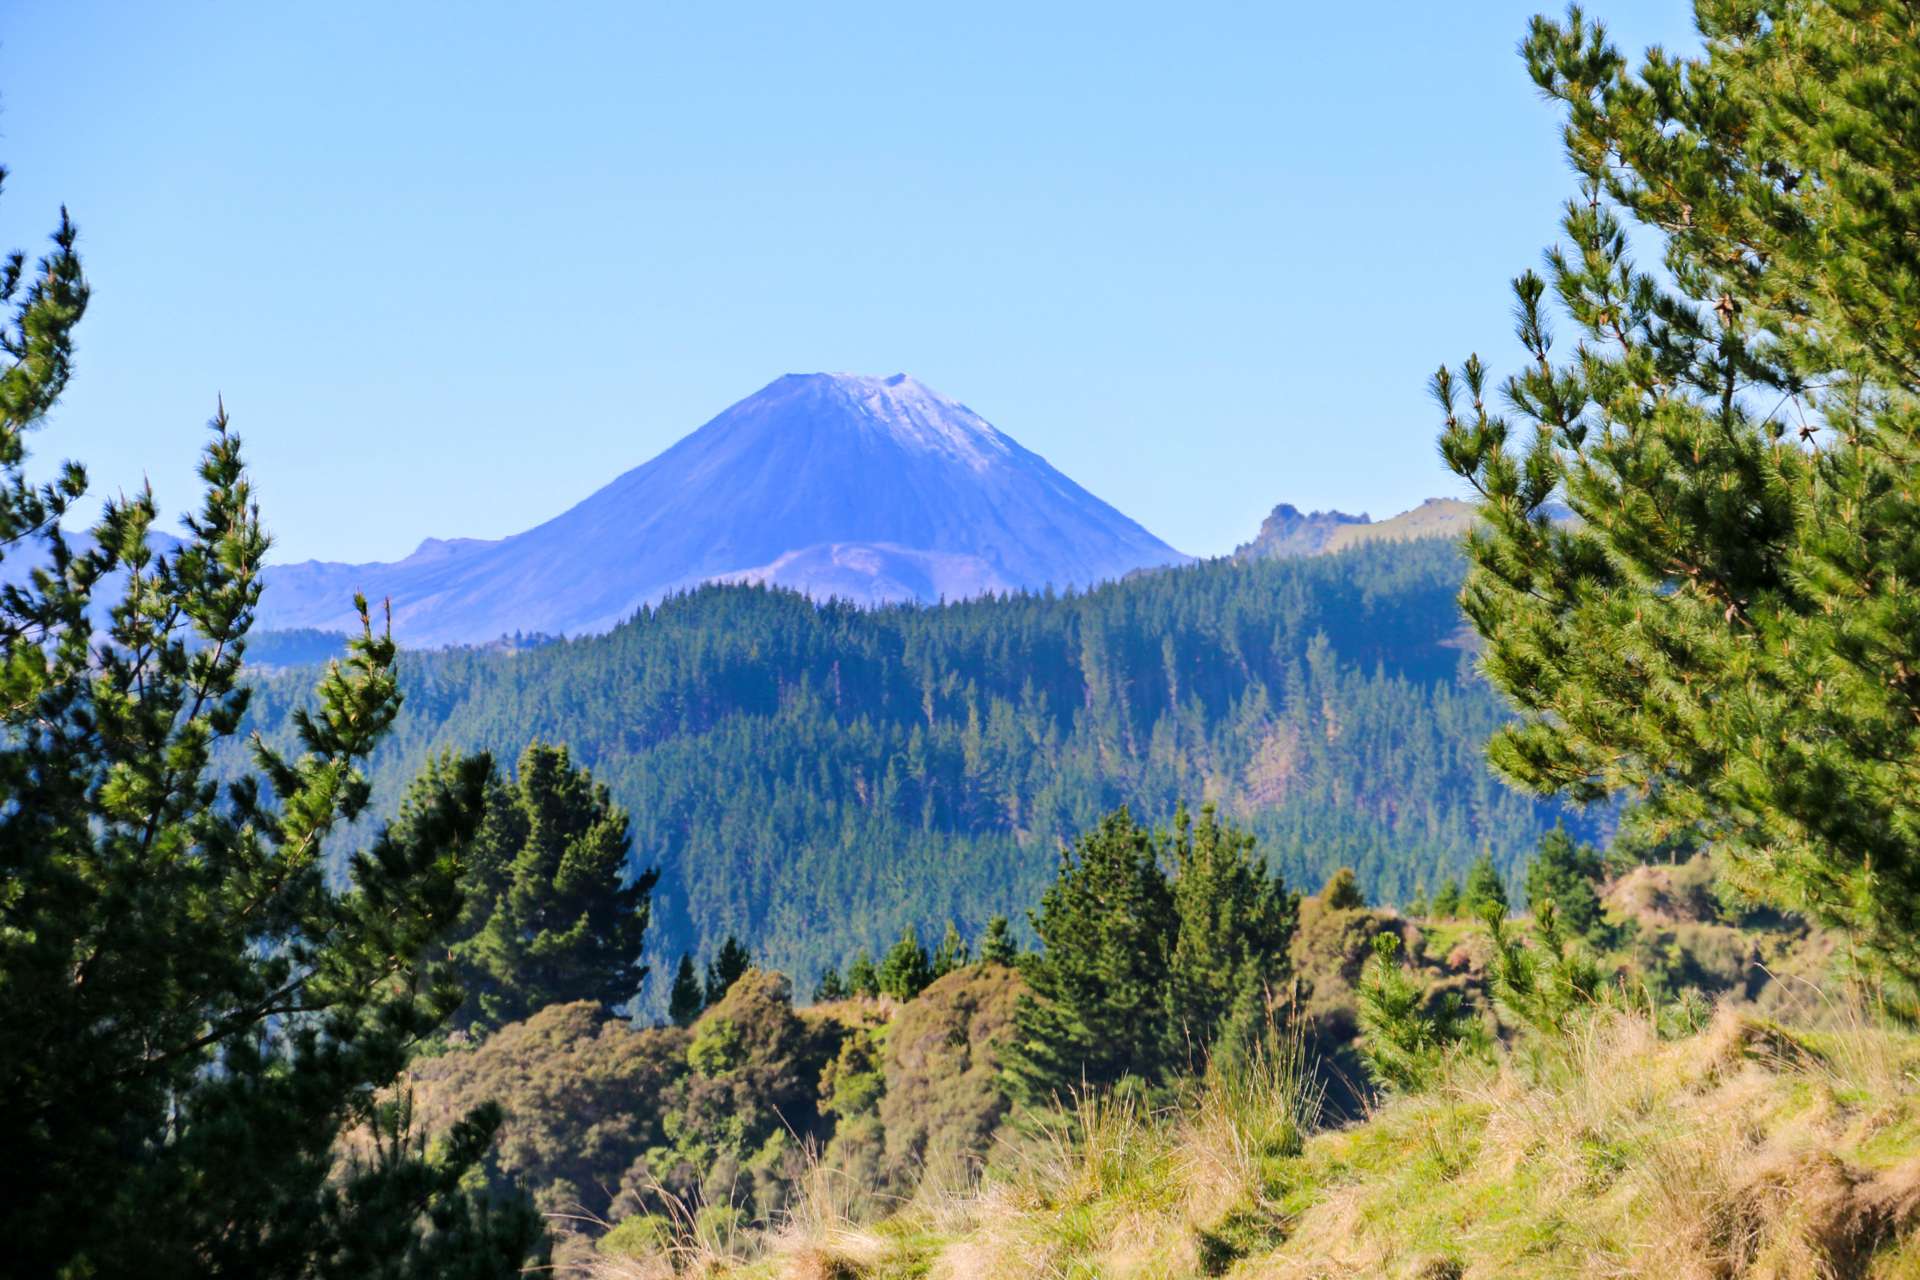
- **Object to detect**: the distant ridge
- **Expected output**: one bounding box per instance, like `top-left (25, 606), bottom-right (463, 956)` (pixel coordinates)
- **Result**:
top-left (256, 373), bottom-right (1189, 647)
top-left (1236, 497), bottom-right (1495, 562)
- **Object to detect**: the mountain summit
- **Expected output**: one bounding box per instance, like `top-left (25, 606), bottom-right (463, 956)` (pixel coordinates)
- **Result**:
top-left (259, 373), bottom-right (1189, 646)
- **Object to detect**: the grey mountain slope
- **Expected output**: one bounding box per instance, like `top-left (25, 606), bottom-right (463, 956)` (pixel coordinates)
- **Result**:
top-left (258, 373), bottom-right (1189, 646)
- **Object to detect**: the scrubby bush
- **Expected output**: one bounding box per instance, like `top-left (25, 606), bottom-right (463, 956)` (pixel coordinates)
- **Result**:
top-left (643, 969), bottom-right (840, 1223)
top-left (409, 1001), bottom-right (689, 1222)
top-left (1320, 867), bottom-right (1366, 911)
top-left (880, 961), bottom-right (1027, 1181)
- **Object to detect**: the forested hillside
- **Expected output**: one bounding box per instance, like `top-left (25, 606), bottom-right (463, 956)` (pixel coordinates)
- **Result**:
top-left (243, 537), bottom-right (1591, 1001)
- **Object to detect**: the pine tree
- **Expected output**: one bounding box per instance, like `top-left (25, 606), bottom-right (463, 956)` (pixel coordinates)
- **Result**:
top-left (1435, 1), bottom-right (1920, 991)
top-left (705, 934), bottom-right (752, 1005)
top-left (435, 742), bottom-right (657, 1033)
top-left (1164, 804), bottom-right (1296, 1071)
top-left (878, 923), bottom-right (934, 999)
top-left (978, 915), bottom-right (1018, 966)
top-left (846, 947), bottom-right (880, 998)
top-left (813, 964), bottom-right (848, 1002)
top-left (0, 180), bottom-right (540, 1274)
top-left (1003, 807), bottom-right (1176, 1105)
top-left (1431, 878), bottom-right (1462, 918)
top-left (1484, 901), bottom-right (1602, 1037)
top-left (930, 920), bottom-right (970, 978)
top-left (669, 953), bottom-right (705, 1026)
top-left (1356, 933), bottom-right (1480, 1094)
top-left (1462, 853), bottom-right (1508, 920)
top-left (1524, 825), bottom-right (1612, 945)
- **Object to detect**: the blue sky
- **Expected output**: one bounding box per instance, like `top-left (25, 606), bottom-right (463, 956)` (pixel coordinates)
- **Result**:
top-left (0, 1), bottom-right (1700, 564)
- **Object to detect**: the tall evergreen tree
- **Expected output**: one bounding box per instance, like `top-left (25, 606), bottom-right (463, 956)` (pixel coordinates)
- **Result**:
top-left (978, 915), bottom-right (1018, 966)
top-left (669, 953), bottom-right (705, 1026)
top-left (1435, 0), bottom-right (1920, 990)
top-left (1164, 804), bottom-right (1297, 1070)
top-left (930, 920), bottom-right (970, 978)
top-left (437, 742), bottom-right (657, 1032)
top-left (705, 934), bottom-right (752, 1005)
top-left (1003, 807), bottom-right (1176, 1105)
top-left (1524, 825), bottom-right (1611, 945)
top-left (0, 179), bottom-right (540, 1275)
top-left (878, 923), bottom-right (935, 999)
top-left (1462, 853), bottom-right (1509, 920)
top-left (812, 964), bottom-right (848, 1002)
top-left (845, 947), bottom-right (881, 998)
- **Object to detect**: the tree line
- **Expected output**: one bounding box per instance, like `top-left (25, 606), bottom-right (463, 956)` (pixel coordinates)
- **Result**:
top-left (237, 529), bottom-right (1592, 1009)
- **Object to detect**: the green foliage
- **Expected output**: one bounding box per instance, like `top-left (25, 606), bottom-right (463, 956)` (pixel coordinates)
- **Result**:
top-left (879, 924), bottom-right (936, 999)
top-left (846, 947), bottom-right (880, 998)
top-left (1434, 0), bottom-right (1920, 993)
top-left (414, 959), bottom-right (1032, 1238)
top-left (1004, 808), bottom-right (1178, 1104)
top-left (812, 963), bottom-right (848, 1002)
top-left (669, 953), bottom-right (704, 1026)
top-left (1484, 902), bottom-right (1603, 1038)
top-left (878, 961), bottom-right (1027, 1181)
top-left (1355, 933), bottom-right (1480, 1094)
top-left (0, 181), bottom-right (540, 1273)
top-left (1005, 804), bottom-right (1296, 1105)
top-left (705, 934), bottom-right (751, 1005)
top-left (1321, 867), bottom-right (1366, 911)
top-left (1166, 804), bottom-right (1298, 1073)
top-left (1462, 853), bottom-right (1508, 920)
top-left (425, 741), bottom-right (657, 1033)
top-left (931, 920), bottom-right (971, 978)
top-left (646, 969), bottom-right (838, 1222)
top-left (597, 1215), bottom-right (669, 1259)
top-left (1605, 803), bottom-right (1710, 874)
top-left (242, 533), bottom-right (1591, 1008)
top-left (409, 1001), bottom-right (688, 1223)
top-left (1430, 878), bottom-right (1462, 919)
top-left (819, 1026), bottom-right (886, 1120)
top-left (979, 914), bottom-right (1018, 966)
top-left (686, 1014), bottom-right (746, 1077)
top-left (1524, 825), bottom-right (1612, 945)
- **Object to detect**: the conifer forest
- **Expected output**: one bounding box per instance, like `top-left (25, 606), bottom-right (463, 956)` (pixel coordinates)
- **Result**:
top-left (5, 2), bottom-right (1920, 1277)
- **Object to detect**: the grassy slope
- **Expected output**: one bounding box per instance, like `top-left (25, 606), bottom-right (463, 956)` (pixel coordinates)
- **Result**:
top-left (613, 1006), bottom-right (1920, 1280)
top-left (1319, 499), bottom-right (1479, 556)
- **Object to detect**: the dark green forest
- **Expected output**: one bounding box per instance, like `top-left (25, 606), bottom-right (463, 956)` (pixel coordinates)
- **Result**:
top-left (241, 537), bottom-right (1595, 1007)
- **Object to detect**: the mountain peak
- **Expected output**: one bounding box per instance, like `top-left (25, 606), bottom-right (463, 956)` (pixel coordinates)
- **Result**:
top-left (745, 372), bottom-right (1011, 471)
top-left (258, 374), bottom-right (1188, 644)
top-left (1235, 503), bottom-right (1372, 560)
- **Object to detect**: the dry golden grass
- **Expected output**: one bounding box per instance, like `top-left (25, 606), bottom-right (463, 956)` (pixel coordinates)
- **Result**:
top-left (1251, 1004), bottom-right (1920, 1280)
top-left (577, 1001), bottom-right (1920, 1280)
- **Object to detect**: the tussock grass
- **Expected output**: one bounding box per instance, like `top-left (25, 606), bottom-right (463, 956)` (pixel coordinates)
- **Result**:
top-left (586, 1003), bottom-right (1920, 1280)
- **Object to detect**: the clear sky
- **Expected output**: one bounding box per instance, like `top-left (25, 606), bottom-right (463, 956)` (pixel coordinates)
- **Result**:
top-left (0, 1), bottom-right (1700, 564)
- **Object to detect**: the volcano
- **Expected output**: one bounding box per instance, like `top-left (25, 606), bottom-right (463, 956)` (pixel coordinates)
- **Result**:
top-left (258, 373), bottom-right (1189, 646)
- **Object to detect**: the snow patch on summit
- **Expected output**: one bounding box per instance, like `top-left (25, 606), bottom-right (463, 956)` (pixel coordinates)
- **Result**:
top-left (820, 373), bottom-right (1014, 472)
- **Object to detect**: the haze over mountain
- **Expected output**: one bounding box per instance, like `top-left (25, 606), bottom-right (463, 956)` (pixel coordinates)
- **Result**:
top-left (257, 373), bottom-right (1189, 647)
